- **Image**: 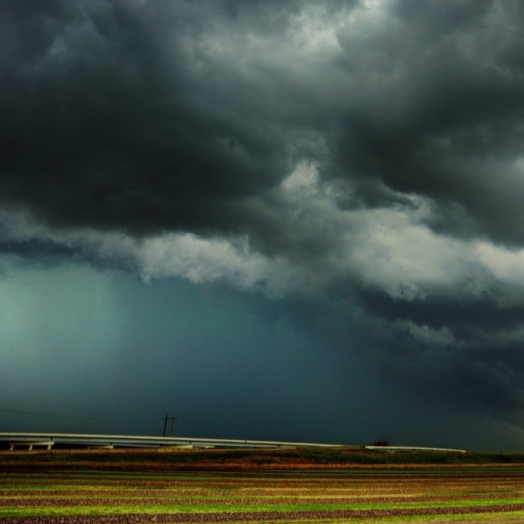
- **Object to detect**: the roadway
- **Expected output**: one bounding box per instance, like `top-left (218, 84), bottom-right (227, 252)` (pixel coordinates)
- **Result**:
top-left (0, 432), bottom-right (347, 450)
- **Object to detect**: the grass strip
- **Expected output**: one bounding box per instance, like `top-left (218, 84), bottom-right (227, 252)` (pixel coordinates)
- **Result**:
top-left (3, 497), bottom-right (524, 517)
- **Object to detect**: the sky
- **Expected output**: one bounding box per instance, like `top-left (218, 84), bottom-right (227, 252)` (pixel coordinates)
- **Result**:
top-left (2, 0), bottom-right (524, 451)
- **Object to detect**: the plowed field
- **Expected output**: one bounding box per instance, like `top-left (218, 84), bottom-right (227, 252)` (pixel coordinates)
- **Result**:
top-left (1, 451), bottom-right (524, 522)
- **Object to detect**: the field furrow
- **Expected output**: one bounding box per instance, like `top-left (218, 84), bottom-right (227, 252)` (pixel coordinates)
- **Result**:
top-left (2, 450), bottom-right (524, 522)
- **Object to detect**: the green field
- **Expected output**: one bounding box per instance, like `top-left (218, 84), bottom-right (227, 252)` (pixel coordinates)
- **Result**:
top-left (1, 448), bottom-right (524, 522)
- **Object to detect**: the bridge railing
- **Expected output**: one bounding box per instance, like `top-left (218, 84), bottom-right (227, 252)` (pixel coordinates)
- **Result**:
top-left (0, 432), bottom-right (347, 450)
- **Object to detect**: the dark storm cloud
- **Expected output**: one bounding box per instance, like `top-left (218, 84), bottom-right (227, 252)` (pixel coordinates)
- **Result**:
top-left (332, 0), bottom-right (524, 244)
top-left (4, 0), bottom-right (524, 433)
top-left (3, 0), bottom-right (522, 245)
top-left (0, 0), bottom-right (301, 235)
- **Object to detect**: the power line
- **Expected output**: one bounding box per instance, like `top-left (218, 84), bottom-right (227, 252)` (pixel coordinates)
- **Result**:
top-left (162, 414), bottom-right (177, 436)
top-left (0, 408), bottom-right (121, 421)
top-left (0, 395), bottom-right (149, 420)
top-left (0, 395), bottom-right (71, 408)
top-left (0, 406), bottom-right (157, 422)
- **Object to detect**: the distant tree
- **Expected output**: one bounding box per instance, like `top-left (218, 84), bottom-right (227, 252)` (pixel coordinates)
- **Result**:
top-left (372, 439), bottom-right (390, 446)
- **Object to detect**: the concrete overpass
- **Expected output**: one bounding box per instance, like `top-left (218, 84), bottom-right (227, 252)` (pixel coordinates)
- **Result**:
top-left (0, 432), bottom-right (348, 451)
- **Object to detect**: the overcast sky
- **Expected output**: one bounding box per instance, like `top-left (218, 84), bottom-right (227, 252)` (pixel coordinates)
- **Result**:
top-left (2, 0), bottom-right (524, 451)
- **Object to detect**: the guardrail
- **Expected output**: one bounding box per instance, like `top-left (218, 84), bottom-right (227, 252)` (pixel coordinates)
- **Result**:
top-left (365, 445), bottom-right (467, 453)
top-left (0, 432), bottom-right (347, 450)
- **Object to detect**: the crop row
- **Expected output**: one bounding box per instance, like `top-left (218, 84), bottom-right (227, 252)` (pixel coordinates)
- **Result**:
top-left (2, 466), bottom-right (524, 522)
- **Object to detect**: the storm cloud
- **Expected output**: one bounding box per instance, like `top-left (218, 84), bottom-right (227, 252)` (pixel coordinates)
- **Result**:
top-left (2, 0), bottom-right (524, 447)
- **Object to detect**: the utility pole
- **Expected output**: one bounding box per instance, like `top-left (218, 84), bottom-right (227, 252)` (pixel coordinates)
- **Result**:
top-left (161, 415), bottom-right (177, 437)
